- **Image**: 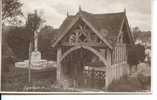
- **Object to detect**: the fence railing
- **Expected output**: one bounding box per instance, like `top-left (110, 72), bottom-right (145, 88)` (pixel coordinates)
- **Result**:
top-left (82, 68), bottom-right (106, 89)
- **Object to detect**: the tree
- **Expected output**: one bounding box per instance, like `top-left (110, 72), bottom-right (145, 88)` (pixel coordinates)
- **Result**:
top-left (38, 25), bottom-right (57, 60)
top-left (132, 26), bottom-right (141, 33)
top-left (2, 26), bottom-right (16, 72)
top-left (5, 10), bottom-right (45, 60)
top-left (135, 44), bottom-right (145, 62)
top-left (127, 46), bottom-right (138, 67)
top-left (132, 26), bottom-right (141, 41)
top-left (127, 44), bottom-right (145, 73)
top-left (2, 0), bottom-right (23, 24)
top-left (7, 26), bottom-right (30, 60)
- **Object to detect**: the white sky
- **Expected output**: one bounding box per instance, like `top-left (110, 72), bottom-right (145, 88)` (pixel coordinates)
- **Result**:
top-left (19, 0), bottom-right (151, 31)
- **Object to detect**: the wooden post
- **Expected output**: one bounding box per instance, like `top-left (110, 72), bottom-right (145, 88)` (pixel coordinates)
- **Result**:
top-left (119, 46), bottom-right (120, 63)
top-left (111, 50), bottom-right (114, 65)
top-left (116, 47), bottom-right (118, 80)
top-left (124, 45), bottom-right (125, 63)
top-left (105, 66), bottom-right (109, 89)
top-left (117, 46), bottom-right (119, 64)
top-left (119, 46), bottom-right (121, 79)
top-left (123, 45), bottom-right (125, 63)
top-left (125, 45), bottom-right (127, 63)
top-left (113, 48), bottom-right (116, 80)
top-left (117, 46), bottom-right (119, 79)
top-left (116, 47), bottom-right (118, 64)
top-left (122, 45), bottom-right (123, 63)
top-left (118, 46), bottom-right (120, 63)
top-left (57, 47), bottom-right (62, 85)
top-left (107, 49), bottom-right (111, 66)
top-left (122, 45), bottom-right (124, 77)
top-left (28, 42), bottom-right (32, 83)
top-left (121, 46), bottom-right (122, 63)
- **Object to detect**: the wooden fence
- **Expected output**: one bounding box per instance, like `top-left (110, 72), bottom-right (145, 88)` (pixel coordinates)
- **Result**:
top-left (83, 68), bottom-right (106, 89)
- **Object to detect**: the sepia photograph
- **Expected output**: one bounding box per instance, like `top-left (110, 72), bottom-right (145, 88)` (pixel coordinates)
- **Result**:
top-left (1, 0), bottom-right (151, 93)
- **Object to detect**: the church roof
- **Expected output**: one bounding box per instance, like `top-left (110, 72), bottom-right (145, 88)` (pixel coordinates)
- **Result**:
top-left (52, 10), bottom-right (131, 48)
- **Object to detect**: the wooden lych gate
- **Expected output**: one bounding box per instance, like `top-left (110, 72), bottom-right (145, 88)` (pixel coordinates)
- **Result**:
top-left (51, 9), bottom-right (134, 89)
top-left (57, 46), bottom-right (108, 88)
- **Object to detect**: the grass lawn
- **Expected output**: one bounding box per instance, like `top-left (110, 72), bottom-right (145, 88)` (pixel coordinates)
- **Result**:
top-left (2, 66), bottom-right (151, 92)
top-left (1, 67), bottom-right (77, 92)
top-left (107, 75), bottom-right (151, 92)
top-left (2, 67), bottom-right (57, 92)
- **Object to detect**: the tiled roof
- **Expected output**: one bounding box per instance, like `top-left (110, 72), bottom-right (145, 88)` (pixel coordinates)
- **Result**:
top-left (52, 10), bottom-right (126, 47)
top-left (79, 11), bottom-right (125, 44)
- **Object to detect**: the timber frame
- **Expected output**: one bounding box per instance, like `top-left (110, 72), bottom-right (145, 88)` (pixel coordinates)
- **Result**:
top-left (52, 8), bottom-right (134, 89)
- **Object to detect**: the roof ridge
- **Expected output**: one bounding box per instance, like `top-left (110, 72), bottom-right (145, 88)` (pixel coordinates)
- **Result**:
top-left (80, 10), bottom-right (125, 16)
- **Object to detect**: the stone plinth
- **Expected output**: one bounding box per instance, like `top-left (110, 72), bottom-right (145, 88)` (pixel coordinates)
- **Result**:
top-left (31, 51), bottom-right (41, 62)
top-left (15, 60), bottom-right (57, 70)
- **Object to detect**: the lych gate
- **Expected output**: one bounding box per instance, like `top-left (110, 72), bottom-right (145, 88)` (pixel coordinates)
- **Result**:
top-left (52, 9), bottom-right (134, 89)
top-left (58, 46), bottom-right (108, 88)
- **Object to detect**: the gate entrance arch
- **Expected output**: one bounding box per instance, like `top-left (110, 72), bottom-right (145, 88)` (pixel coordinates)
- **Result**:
top-left (60, 45), bottom-right (108, 67)
top-left (57, 45), bottom-right (108, 88)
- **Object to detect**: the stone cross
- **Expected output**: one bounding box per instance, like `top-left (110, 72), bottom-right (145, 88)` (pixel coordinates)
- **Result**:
top-left (34, 30), bottom-right (38, 51)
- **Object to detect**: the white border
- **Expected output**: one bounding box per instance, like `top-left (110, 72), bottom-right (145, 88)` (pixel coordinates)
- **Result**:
top-left (1, 0), bottom-right (157, 97)
top-left (152, 0), bottom-right (157, 95)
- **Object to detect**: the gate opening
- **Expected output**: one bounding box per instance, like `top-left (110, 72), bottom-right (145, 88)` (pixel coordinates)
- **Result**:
top-left (61, 48), bottom-right (106, 89)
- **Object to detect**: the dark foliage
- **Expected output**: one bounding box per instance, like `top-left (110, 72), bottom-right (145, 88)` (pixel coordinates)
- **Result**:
top-left (38, 25), bottom-right (57, 60)
top-left (127, 44), bottom-right (145, 66)
top-left (135, 44), bottom-right (145, 62)
top-left (2, 25), bottom-right (17, 72)
top-left (2, 0), bottom-right (23, 24)
top-left (6, 26), bottom-right (31, 60)
top-left (5, 25), bottom-right (57, 61)
top-left (5, 11), bottom-right (47, 60)
top-left (132, 27), bottom-right (151, 42)
top-left (26, 10), bottom-right (44, 40)
top-left (127, 46), bottom-right (138, 66)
